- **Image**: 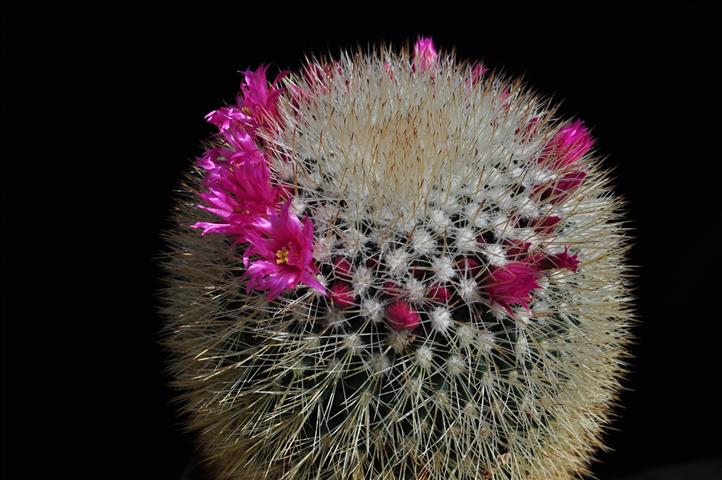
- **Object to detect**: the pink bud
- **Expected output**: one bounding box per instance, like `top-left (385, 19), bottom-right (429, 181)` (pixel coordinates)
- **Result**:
top-left (555, 171), bottom-right (587, 192)
top-left (471, 63), bottom-right (488, 85)
top-left (534, 171), bottom-right (587, 204)
top-left (524, 116), bottom-right (541, 138)
top-left (456, 257), bottom-right (480, 276)
top-left (413, 36), bottom-right (437, 73)
top-left (499, 88), bottom-right (511, 109)
top-left (382, 281), bottom-right (402, 298)
top-left (427, 283), bottom-right (451, 303)
top-left (532, 216), bottom-right (561, 235)
top-left (410, 264), bottom-right (428, 279)
top-left (531, 248), bottom-right (580, 273)
top-left (484, 262), bottom-right (541, 314)
top-left (384, 62), bottom-right (394, 80)
top-left (386, 300), bottom-right (421, 332)
top-left (332, 256), bottom-right (352, 279)
top-left (330, 282), bottom-right (355, 309)
top-left (365, 254), bottom-right (381, 268)
top-left (539, 120), bottom-right (594, 169)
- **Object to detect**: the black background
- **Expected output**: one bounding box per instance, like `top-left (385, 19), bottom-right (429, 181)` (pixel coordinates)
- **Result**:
top-left (3, 10), bottom-right (721, 480)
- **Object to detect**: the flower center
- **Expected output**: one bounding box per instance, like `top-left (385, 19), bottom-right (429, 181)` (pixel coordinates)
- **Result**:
top-left (275, 246), bottom-right (290, 264)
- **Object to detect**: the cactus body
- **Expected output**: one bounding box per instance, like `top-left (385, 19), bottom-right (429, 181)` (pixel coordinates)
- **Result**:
top-left (161, 39), bottom-right (633, 480)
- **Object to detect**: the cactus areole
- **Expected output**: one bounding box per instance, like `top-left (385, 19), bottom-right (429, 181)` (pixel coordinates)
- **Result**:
top-left (160, 38), bottom-right (634, 480)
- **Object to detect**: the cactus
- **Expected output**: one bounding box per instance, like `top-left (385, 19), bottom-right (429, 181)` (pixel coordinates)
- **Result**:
top-left (160, 38), bottom-right (634, 480)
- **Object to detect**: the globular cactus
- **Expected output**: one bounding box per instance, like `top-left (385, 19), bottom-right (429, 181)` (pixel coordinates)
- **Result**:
top-left (160, 38), bottom-right (634, 480)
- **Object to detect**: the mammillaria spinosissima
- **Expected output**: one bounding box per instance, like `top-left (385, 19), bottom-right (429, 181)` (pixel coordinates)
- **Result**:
top-left (160, 38), bottom-right (634, 479)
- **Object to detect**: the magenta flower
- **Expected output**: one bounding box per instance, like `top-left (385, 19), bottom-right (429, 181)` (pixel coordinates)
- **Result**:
top-left (239, 65), bottom-right (287, 130)
top-left (197, 147), bottom-right (230, 187)
top-left (205, 106), bottom-right (252, 136)
top-left (485, 262), bottom-right (541, 313)
top-left (197, 129), bottom-right (266, 188)
top-left (386, 300), bottom-right (421, 332)
top-left (192, 156), bottom-right (278, 237)
top-left (203, 65), bottom-right (286, 136)
top-left (241, 200), bottom-right (326, 300)
top-left (539, 120), bottom-right (594, 169)
top-left (413, 36), bottom-right (437, 73)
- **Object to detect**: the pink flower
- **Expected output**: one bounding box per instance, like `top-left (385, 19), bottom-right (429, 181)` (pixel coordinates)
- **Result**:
top-left (197, 147), bottom-right (230, 187)
top-left (203, 65), bottom-right (286, 137)
top-left (204, 106), bottom-right (252, 136)
top-left (192, 158), bottom-right (278, 236)
top-left (386, 300), bottom-right (421, 332)
top-left (241, 200), bottom-right (326, 300)
top-left (485, 262), bottom-right (541, 313)
top-left (413, 36), bottom-right (437, 73)
top-left (330, 282), bottom-right (355, 309)
top-left (538, 120), bottom-right (594, 169)
top-left (238, 65), bottom-right (287, 130)
top-left (196, 129), bottom-right (266, 188)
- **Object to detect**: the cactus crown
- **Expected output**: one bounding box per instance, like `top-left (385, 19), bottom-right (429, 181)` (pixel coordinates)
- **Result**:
top-left (161, 38), bottom-right (633, 480)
